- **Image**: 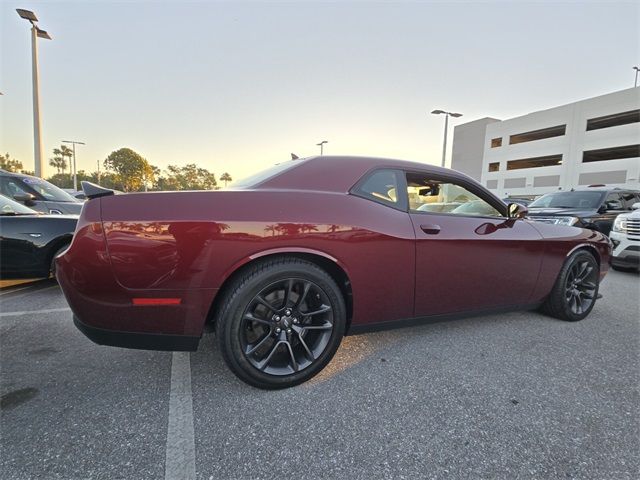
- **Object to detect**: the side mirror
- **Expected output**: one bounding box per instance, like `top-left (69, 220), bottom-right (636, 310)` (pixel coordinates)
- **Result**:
top-left (13, 193), bottom-right (36, 206)
top-left (508, 202), bottom-right (528, 219)
top-left (631, 202), bottom-right (640, 210)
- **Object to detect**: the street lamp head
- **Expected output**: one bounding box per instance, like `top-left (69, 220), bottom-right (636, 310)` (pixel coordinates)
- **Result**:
top-left (634, 66), bottom-right (640, 71)
top-left (316, 140), bottom-right (328, 146)
top-left (431, 109), bottom-right (445, 115)
top-left (16, 9), bottom-right (38, 22)
top-left (449, 112), bottom-right (463, 118)
top-left (36, 28), bottom-right (52, 40)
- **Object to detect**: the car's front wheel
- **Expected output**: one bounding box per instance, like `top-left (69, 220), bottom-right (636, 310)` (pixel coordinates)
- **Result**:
top-left (540, 250), bottom-right (600, 321)
top-left (216, 258), bottom-right (346, 389)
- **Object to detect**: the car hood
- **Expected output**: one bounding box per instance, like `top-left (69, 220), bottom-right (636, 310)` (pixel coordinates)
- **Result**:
top-left (527, 207), bottom-right (595, 217)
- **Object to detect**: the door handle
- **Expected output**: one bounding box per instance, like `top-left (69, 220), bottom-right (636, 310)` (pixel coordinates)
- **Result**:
top-left (420, 224), bottom-right (441, 235)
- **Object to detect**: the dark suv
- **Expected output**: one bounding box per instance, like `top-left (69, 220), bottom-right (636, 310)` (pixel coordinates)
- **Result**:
top-left (527, 187), bottom-right (640, 236)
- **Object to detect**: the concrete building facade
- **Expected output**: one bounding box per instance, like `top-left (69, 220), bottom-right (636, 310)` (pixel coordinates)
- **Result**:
top-left (451, 87), bottom-right (640, 198)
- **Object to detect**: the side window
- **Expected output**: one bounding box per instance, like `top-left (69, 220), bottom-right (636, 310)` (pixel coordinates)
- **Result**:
top-left (604, 193), bottom-right (624, 210)
top-left (1, 178), bottom-right (30, 199)
top-left (406, 172), bottom-right (503, 218)
top-left (620, 192), bottom-right (637, 209)
top-left (352, 169), bottom-right (401, 208)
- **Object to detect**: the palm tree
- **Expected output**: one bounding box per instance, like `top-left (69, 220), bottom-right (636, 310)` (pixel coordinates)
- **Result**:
top-left (220, 172), bottom-right (232, 188)
top-left (51, 148), bottom-right (67, 175)
top-left (60, 145), bottom-right (73, 178)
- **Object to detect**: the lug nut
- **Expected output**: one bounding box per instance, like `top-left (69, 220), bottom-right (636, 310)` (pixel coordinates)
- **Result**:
top-left (293, 318), bottom-right (299, 324)
top-left (274, 316), bottom-right (280, 322)
top-left (275, 327), bottom-right (281, 334)
top-left (286, 328), bottom-right (292, 334)
top-left (285, 309), bottom-right (291, 316)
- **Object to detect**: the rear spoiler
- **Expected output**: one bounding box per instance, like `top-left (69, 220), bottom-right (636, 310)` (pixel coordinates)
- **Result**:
top-left (82, 181), bottom-right (115, 200)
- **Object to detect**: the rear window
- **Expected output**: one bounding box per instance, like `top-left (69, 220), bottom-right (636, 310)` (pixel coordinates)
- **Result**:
top-left (232, 160), bottom-right (303, 189)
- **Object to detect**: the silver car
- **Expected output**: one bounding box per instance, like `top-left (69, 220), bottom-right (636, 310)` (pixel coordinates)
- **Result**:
top-left (0, 170), bottom-right (83, 215)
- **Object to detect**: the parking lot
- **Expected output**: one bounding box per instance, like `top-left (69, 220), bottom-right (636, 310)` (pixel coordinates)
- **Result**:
top-left (1, 270), bottom-right (638, 479)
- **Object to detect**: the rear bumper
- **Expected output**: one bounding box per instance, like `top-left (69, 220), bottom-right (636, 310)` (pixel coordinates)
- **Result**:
top-left (73, 315), bottom-right (200, 351)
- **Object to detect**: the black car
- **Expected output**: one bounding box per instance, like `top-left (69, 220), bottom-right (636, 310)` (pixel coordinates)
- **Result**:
top-left (0, 169), bottom-right (83, 215)
top-left (0, 194), bottom-right (78, 279)
top-left (527, 187), bottom-right (640, 235)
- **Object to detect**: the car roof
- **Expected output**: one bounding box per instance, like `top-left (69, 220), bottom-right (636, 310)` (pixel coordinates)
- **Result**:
top-left (0, 170), bottom-right (30, 178)
top-left (563, 187), bottom-right (639, 193)
top-left (256, 155), bottom-right (478, 193)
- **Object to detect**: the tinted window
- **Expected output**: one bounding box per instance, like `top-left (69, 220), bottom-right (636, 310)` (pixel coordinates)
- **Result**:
top-left (0, 195), bottom-right (37, 215)
top-left (232, 160), bottom-right (301, 188)
top-left (1, 177), bottom-right (32, 198)
top-left (1, 176), bottom-right (77, 202)
top-left (353, 169), bottom-right (400, 207)
top-left (604, 193), bottom-right (624, 211)
top-left (406, 172), bottom-right (502, 217)
top-left (529, 191), bottom-right (604, 209)
top-left (620, 192), bottom-right (639, 209)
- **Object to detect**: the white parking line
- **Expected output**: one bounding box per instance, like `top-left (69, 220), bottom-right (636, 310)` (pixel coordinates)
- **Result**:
top-left (0, 284), bottom-right (58, 300)
top-left (0, 307), bottom-right (71, 317)
top-left (165, 351), bottom-right (196, 480)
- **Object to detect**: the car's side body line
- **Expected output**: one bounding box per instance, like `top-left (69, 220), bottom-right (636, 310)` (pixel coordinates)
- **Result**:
top-left (347, 302), bottom-right (542, 335)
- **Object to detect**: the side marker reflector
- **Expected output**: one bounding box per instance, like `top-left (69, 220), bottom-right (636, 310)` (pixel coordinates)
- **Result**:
top-left (132, 298), bottom-right (182, 306)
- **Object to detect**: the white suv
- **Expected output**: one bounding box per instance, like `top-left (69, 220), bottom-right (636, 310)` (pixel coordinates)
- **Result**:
top-left (610, 202), bottom-right (640, 272)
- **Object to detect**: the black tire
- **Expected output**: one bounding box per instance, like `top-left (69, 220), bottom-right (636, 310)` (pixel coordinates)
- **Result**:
top-left (540, 250), bottom-right (600, 322)
top-left (216, 257), bottom-right (346, 389)
top-left (49, 244), bottom-right (70, 279)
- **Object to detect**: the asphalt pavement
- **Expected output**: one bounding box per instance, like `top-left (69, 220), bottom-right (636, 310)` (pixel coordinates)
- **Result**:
top-left (1, 270), bottom-right (638, 479)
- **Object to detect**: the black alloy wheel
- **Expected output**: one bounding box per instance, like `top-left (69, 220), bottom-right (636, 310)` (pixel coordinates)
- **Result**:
top-left (240, 278), bottom-right (335, 375)
top-left (564, 258), bottom-right (598, 316)
top-left (217, 258), bottom-right (346, 389)
top-left (541, 250), bottom-right (600, 322)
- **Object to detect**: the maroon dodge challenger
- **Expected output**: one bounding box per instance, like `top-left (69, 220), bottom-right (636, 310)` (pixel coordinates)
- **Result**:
top-left (56, 156), bottom-right (611, 388)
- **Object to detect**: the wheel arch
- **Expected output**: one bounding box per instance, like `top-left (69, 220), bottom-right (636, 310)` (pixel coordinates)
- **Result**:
top-left (566, 243), bottom-right (601, 266)
top-left (207, 249), bottom-right (354, 333)
top-left (46, 234), bottom-right (73, 274)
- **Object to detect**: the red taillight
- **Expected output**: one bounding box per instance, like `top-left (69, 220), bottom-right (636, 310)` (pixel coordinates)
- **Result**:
top-left (132, 298), bottom-right (182, 306)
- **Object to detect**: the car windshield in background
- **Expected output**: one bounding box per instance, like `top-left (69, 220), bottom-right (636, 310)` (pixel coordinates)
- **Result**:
top-left (231, 160), bottom-right (302, 189)
top-left (529, 191), bottom-right (604, 209)
top-left (0, 195), bottom-right (38, 215)
top-left (19, 177), bottom-right (78, 202)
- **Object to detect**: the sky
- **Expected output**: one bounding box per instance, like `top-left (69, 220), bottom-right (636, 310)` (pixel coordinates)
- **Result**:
top-left (1, 0), bottom-right (638, 182)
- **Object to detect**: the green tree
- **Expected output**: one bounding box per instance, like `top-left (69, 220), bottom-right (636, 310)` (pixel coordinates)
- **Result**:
top-left (103, 148), bottom-right (155, 192)
top-left (155, 164), bottom-right (216, 191)
top-left (0, 153), bottom-right (23, 172)
top-left (220, 172), bottom-right (232, 188)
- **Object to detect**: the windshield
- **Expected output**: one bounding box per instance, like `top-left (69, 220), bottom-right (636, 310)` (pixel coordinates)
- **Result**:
top-left (16, 176), bottom-right (79, 202)
top-left (231, 160), bottom-right (302, 189)
top-left (529, 191), bottom-right (604, 209)
top-left (0, 195), bottom-right (38, 215)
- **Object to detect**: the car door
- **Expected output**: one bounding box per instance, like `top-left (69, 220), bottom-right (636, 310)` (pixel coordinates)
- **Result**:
top-left (593, 192), bottom-right (626, 235)
top-left (0, 217), bottom-right (40, 276)
top-left (404, 170), bottom-right (544, 317)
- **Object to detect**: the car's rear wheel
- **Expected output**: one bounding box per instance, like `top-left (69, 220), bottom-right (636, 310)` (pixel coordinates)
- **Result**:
top-left (216, 258), bottom-right (346, 389)
top-left (540, 250), bottom-right (599, 322)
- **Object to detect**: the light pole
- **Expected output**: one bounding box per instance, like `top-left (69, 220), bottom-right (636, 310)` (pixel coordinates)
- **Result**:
top-left (62, 140), bottom-right (85, 191)
top-left (431, 109), bottom-right (462, 168)
top-left (17, 9), bottom-right (52, 178)
top-left (634, 66), bottom-right (640, 88)
top-left (316, 140), bottom-right (328, 155)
